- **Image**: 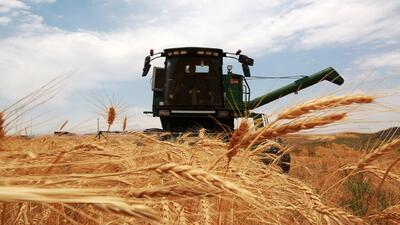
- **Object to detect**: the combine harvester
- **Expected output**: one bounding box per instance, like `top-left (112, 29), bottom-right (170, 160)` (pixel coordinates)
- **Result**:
top-left (142, 47), bottom-right (344, 132)
top-left (141, 47), bottom-right (344, 172)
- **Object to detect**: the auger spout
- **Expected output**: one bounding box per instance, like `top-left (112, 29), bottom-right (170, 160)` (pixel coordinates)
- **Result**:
top-left (246, 67), bottom-right (344, 110)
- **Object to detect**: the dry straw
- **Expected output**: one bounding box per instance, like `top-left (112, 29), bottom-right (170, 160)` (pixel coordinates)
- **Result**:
top-left (277, 94), bottom-right (374, 120)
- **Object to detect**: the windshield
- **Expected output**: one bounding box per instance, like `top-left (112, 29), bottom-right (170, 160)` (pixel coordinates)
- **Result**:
top-left (164, 57), bottom-right (223, 107)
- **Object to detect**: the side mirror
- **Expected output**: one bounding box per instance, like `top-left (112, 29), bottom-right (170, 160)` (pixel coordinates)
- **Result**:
top-left (142, 56), bottom-right (151, 77)
top-left (242, 64), bottom-right (251, 77)
top-left (238, 55), bottom-right (254, 66)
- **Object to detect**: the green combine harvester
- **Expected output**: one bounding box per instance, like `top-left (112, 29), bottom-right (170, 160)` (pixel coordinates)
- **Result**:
top-left (142, 47), bottom-right (344, 133)
top-left (141, 47), bottom-right (344, 173)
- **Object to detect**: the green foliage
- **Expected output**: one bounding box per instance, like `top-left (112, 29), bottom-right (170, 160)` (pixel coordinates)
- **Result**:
top-left (377, 190), bottom-right (397, 211)
top-left (341, 174), bottom-right (372, 217)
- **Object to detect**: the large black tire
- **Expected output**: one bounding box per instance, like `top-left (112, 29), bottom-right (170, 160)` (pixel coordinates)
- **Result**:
top-left (260, 146), bottom-right (291, 173)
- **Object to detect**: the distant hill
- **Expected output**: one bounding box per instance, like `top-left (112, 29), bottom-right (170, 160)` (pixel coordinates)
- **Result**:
top-left (373, 127), bottom-right (400, 140)
top-left (285, 127), bottom-right (400, 151)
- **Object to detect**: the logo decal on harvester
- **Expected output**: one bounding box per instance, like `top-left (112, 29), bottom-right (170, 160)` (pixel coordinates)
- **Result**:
top-left (230, 78), bottom-right (240, 84)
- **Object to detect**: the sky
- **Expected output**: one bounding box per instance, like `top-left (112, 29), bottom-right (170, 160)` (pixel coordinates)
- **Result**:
top-left (0, 0), bottom-right (399, 134)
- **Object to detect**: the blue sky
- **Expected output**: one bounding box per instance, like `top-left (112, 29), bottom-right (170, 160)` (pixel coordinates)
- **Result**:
top-left (0, 0), bottom-right (399, 134)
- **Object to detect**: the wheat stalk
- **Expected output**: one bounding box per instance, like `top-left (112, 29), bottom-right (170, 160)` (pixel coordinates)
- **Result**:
top-left (277, 94), bottom-right (374, 120)
top-left (107, 106), bottom-right (116, 131)
top-left (172, 202), bottom-right (188, 225)
top-left (59, 120), bottom-right (68, 131)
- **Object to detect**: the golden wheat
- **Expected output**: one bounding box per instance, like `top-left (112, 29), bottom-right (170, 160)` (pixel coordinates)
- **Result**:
top-left (1, 90), bottom-right (398, 225)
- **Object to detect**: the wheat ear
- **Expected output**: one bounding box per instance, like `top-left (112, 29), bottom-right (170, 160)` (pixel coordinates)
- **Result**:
top-left (288, 178), bottom-right (365, 224)
top-left (147, 163), bottom-right (256, 201)
top-left (356, 138), bottom-right (400, 170)
top-left (200, 198), bottom-right (211, 225)
top-left (128, 185), bottom-right (211, 198)
top-left (161, 197), bottom-right (170, 225)
top-left (278, 94), bottom-right (374, 120)
top-left (122, 116), bottom-right (127, 132)
top-left (227, 120), bottom-right (250, 162)
top-left (107, 106), bottom-right (116, 131)
top-left (239, 113), bottom-right (346, 148)
top-left (0, 112), bottom-right (5, 139)
top-left (324, 138), bottom-right (400, 197)
top-left (0, 187), bottom-right (160, 223)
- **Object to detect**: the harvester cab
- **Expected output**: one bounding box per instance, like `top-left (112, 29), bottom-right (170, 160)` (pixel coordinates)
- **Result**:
top-left (142, 47), bottom-right (344, 133)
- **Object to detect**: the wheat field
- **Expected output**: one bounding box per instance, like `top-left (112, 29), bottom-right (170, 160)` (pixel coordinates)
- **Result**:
top-left (0, 92), bottom-right (399, 225)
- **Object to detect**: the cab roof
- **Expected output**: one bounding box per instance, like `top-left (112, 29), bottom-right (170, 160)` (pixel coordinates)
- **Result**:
top-left (163, 47), bottom-right (224, 57)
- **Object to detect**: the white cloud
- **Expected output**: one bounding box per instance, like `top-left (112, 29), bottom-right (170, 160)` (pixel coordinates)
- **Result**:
top-left (349, 51), bottom-right (400, 81)
top-left (0, 31), bottom-right (145, 99)
top-left (28, 0), bottom-right (56, 3)
top-left (354, 51), bottom-right (400, 69)
top-left (125, 107), bottom-right (161, 130)
top-left (0, 0), bottom-right (398, 100)
top-left (0, 16), bottom-right (10, 25)
top-left (0, 0), bottom-right (28, 13)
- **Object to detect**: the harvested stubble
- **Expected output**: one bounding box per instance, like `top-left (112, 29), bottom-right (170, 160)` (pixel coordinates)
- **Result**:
top-left (0, 93), bottom-right (398, 225)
